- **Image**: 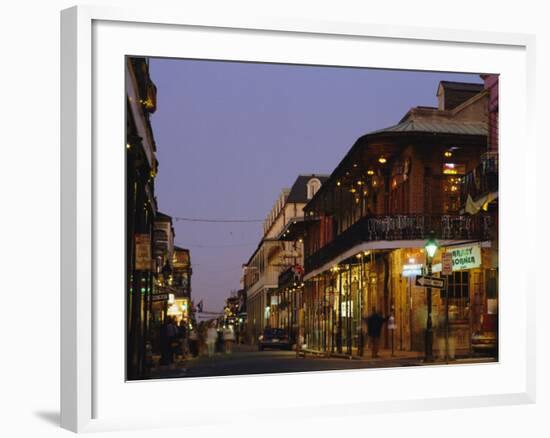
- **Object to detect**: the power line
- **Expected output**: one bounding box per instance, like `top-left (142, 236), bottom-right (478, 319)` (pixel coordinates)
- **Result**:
top-left (175, 241), bottom-right (257, 248)
top-left (174, 216), bottom-right (264, 223)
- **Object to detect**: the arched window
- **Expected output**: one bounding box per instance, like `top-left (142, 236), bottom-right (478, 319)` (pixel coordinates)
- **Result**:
top-left (307, 178), bottom-right (321, 199)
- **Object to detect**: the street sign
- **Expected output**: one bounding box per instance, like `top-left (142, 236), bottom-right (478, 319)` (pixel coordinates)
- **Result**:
top-left (415, 275), bottom-right (445, 289)
top-left (442, 252), bottom-right (453, 276)
top-left (151, 293), bottom-right (169, 302)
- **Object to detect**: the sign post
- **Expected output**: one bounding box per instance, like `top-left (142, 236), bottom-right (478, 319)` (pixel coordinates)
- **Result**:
top-left (442, 252), bottom-right (453, 363)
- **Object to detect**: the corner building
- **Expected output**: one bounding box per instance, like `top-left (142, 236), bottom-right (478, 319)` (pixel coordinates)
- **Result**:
top-left (284, 80), bottom-right (498, 357)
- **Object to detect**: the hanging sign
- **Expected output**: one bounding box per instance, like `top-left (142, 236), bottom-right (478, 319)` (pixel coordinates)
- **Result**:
top-left (402, 263), bottom-right (423, 277)
top-left (449, 245), bottom-right (481, 271)
top-left (442, 252), bottom-right (453, 276)
top-left (135, 234), bottom-right (152, 271)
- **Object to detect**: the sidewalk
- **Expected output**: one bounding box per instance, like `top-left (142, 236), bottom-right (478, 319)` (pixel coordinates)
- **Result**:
top-left (300, 346), bottom-right (496, 367)
top-left (299, 346), bottom-right (422, 360)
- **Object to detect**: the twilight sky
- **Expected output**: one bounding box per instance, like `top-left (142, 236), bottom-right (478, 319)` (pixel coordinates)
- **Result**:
top-left (148, 58), bottom-right (483, 312)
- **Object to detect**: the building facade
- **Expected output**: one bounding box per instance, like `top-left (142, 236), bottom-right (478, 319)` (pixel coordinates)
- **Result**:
top-left (126, 57), bottom-right (158, 379)
top-left (282, 80), bottom-right (498, 358)
top-left (126, 58), bottom-right (193, 379)
top-left (244, 175), bottom-right (328, 344)
top-left (171, 246), bottom-right (192, 323)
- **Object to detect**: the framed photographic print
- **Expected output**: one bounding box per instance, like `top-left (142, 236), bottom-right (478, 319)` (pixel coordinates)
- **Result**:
top-left (61, 5), bottom-right (536, 433)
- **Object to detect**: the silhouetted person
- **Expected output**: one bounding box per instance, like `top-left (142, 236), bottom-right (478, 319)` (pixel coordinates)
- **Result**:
top-left (166, 317), bottom-right (179, 363)
top-left (365, 307), bottom-right (388, 358)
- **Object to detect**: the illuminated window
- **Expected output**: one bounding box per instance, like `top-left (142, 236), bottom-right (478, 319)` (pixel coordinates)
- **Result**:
top-left (442, 163), bottom-right (466, 175)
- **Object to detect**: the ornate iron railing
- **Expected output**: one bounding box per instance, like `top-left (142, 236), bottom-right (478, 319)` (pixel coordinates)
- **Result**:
top-left (305, 213), bottom-right (491, 272)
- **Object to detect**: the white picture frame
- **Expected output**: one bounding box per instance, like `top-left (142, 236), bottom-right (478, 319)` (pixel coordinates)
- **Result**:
top-left (61, 5), bottom-right (537, 433)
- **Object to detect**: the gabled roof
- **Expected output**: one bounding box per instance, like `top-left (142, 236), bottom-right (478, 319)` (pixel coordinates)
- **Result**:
top-left (286, 174), bottom-right (330, 203)
top-left (155, 211), bottom-right (173, 222)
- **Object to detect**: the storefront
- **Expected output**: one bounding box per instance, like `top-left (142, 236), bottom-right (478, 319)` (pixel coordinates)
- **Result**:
top-left (300, 241), bottom-right (498, 358)
top-left (391, 242), bottom-right (498, 357)
top-left (269, 267), bottom-right (304, 344)
top-left (166, 297), bottom-right (190, 324)
top-left (302, 251), bottom-right (381, 355)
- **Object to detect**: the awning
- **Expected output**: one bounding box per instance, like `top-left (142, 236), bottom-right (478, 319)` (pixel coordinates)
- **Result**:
top-left (303, 239), bottom-right (486, 281)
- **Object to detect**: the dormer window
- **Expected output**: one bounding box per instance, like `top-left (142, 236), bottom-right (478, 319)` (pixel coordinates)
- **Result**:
top-left (307, 178), bottom-right (321, 200)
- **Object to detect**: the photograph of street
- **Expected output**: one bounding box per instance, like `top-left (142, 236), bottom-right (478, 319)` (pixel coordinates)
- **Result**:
top-left (126, 57), bottom-right (499, 381)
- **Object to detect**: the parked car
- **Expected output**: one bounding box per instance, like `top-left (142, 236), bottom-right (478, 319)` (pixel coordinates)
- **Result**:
top-left (258, 328), bottom-right (291, 351)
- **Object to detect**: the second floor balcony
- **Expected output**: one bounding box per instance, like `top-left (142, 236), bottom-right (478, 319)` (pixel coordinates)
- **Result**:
top-left (305, 213), bottom-right (492, 273)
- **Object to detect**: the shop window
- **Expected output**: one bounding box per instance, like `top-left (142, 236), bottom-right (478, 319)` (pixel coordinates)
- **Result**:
top-left (441, 270), bottom-right (470, 320)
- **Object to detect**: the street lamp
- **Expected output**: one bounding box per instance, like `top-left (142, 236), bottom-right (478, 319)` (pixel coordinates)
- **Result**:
top-left (424, 231), bottom-right (439, 362)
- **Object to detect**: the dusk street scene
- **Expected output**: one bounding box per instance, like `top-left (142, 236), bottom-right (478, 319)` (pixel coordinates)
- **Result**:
top-left (126, 57), bottom-right (499, 381)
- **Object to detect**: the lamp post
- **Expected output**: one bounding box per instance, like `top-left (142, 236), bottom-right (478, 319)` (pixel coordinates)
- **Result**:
top-left (424, 231), bottom-right (439, 362)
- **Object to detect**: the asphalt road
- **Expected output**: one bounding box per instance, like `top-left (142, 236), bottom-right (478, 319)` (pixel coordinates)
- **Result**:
top-left (147, 345), bottom-right (494, 380)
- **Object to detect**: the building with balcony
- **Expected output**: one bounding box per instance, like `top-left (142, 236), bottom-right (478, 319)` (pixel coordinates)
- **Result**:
top-left (170, 246), bottom-right (192, 323)
top-left (460, 75), bottom-right (499, 350)
top-left (152, 212), bottom-right (177, 322)
top-left (244, 175), bottom-right (328, 344)
top-left (282, 80), bottom-right (497, 358)
top-left (126, 57), bottom-right (158, 379)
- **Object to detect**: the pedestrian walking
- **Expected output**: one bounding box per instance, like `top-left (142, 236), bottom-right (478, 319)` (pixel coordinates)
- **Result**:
top-left (437, 310), bottom-right (456, 360)
top-left (206, 323), bottom-right (217, 358)
top-left (223, 325), bottom-right (235, 354)
top-left (159, 318), bottom-right (170, 366)
top-left (166, 317), bottom-right (179, 364)
top-left (296, 328), bottom-right (305, 358)
top-left (189, 326), bottom-right (199, 357)
top-left (199, 322), bottom-right (208, 356)
top-left (365, 307), bottom-right (389, 358)
top-left (178, 319), bottom-right (188, 359)
top-left (216, 324), bottom-right (224, 353)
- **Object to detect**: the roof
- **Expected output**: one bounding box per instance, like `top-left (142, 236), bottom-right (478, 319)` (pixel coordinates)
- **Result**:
top-left (155, 211), bottom-right (173, 222)
top-left (369, 119), bottom-right (487, 136)
top-left (439, 81), bottom-right (484, 93)
top-left (286, 174), bottom-right (330, 203)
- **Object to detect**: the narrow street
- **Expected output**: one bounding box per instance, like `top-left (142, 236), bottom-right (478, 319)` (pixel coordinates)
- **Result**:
top-left (148, 344), bottom-right (496, 380)
top-left (126, 59), bottom-right (501, 381)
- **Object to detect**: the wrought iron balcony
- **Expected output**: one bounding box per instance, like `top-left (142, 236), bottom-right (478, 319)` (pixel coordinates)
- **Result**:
top-left (460, 153), bottom-right (498, 204)
top-left (305, 213), bottom-right (491, 273)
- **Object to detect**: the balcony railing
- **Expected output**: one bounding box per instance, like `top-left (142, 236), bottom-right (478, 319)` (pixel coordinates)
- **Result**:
top-left (305, 213), bottom-right (491, 273)
top-left (460, 153), bottom-right (498, 204)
